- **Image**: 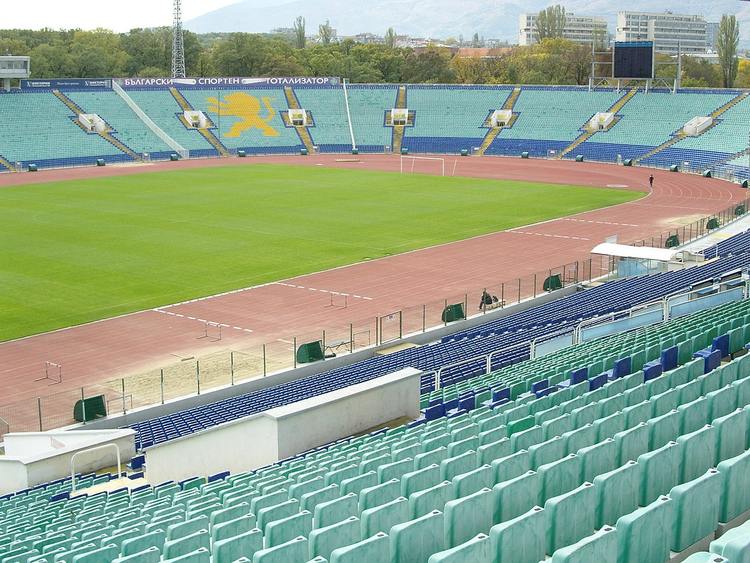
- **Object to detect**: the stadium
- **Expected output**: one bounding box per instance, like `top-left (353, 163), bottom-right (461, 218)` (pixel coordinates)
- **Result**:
top-left (3, 17), bottom-right (750, 563)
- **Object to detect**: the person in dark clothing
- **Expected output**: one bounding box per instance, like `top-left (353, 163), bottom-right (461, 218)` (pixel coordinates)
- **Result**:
top-left (649, 174), bottom-right (654, 188)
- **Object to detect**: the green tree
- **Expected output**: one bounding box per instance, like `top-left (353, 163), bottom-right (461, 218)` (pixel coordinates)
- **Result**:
top-left (718, 14), bottom-right (739, 88)
top-left (385, 27), bottom-right (396, 49)
top-left (401, 48), bottom-right (455, 83)
top-left (536, 5), bottom-right (567, 42)
top-left (293, 16), bottom-right (306, 49)
top-left (318, 20), bottom-right (334, 45)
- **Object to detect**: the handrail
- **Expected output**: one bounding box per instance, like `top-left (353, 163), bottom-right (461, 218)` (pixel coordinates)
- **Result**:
top-left (530, 326), bottom-right (576, 358)
top-left (70, 443), bottom-right (121, 494)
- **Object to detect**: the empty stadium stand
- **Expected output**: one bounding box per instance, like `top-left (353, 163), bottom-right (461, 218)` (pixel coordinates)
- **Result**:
top-left (5, 293), bottom-right (750, 563)
top-left (128, 252), bottom-right (750, 448)
top-left (3, 83), bottom-right (750, 178)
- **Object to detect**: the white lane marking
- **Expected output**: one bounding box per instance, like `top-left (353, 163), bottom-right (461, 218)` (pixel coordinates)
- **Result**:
top-left (510, 231), bottom-right (591, 241)
top-left (275, 282), bottom-right (374, 301)
top-left (153, 309), bottom-right (252, 333)
top-left (564, 218), bottom-right (640, 227)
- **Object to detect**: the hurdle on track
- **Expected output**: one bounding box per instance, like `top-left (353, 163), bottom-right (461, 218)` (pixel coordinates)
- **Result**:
top-left (197, 321), bottom-right (223, 342)
top-left (326, 292), bottom-right (349, 309)
top-left (35, 361), bottom-right (63, 385)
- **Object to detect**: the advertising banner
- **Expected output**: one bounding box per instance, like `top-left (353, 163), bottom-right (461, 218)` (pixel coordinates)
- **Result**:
top-left (21, 79), bottom-right (112, 89)
top-left (116, 76), bottom-right (340, 88)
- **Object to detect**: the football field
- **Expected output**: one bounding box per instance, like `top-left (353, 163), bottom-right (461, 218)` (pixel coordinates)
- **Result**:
top-left (0, 163), bottom-right (642, 341)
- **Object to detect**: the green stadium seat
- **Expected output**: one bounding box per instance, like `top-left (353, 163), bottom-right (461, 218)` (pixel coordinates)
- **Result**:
top-left (211, 515), bottom-right (256, 544)
top-left (252, 536), bottom-right (308, 563)
top-left (359, 479), bottom-right (400, 512)
top-left (544, 482), bottom-right (596, 555)
top-left (443, 488), bottom-right (493, 548)
top-left (389, 510), bottom-right (444, 563)
top-left (669, 469), bottom-right (722, 553)
top-left (308, 516), bottom-right (360, 561)
top-left (577, 439), bottom-right (617, 483)
top-left (329, 532), bottom-right (390, 563)
top-left (314, 494), bottom-right (357, 529)
top-left (427, 533), bottom-right (491, 563)
top-left (538, 454), bottom-right (582, 503)
top-left (676, 425), bottom-right (718, 483)
top-left (213, 529), bottom-right (263, 563)
top-left (488, 506), bottom-right (546, 563)
top-left (717, 449), bottom-right (750, 524)
top-left (550, 526), bottom-right (618, 563)
top-left (360, 497), bottom-right (409, 537)
top-left (616, 496), bottom-right (673, 563)
top-left (492, 470), bottom-right (539, 524)
top-left (409, 481), bottom-right (454, 519)
top-left (266, 511), bottom-right (312, 548)
top-left (593, 460), bottom-right (640, 528)
top-left (678, 397), bottom-right (711, 434)
top-left (162, 530), bottom-right (209, 560)
top-left (638, 441), bottom-right (681, 506)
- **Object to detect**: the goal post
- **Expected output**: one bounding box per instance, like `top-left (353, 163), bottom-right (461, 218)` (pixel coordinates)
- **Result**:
top-left (400, 155), bottom-right (445, 176)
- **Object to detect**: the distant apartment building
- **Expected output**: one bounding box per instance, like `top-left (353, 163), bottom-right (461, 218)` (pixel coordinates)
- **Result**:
top-left (519, 13), bottom-right (608, 46)
top-left (705, 21), bottom-right (720, 53)
top-left (616, 12), bottom-right (707, 54)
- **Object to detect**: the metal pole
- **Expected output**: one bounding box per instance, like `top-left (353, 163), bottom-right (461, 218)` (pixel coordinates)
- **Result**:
top-left (293, 337), bottom-right (297, 369)
top-left (230, 351), bottom-right (235, 386)
top-left (533, 274), bottom-right (537, 298)
top-left (81, 388), bottom-right (86, 425)
top-left (121, 378), bottom-right (127, 414)
top-left (37, 397), bottom-right (43, 431)
top-left (501, 283), bottom-right (504, 307)
top-left (196, 361), bottom-right (200, 395)
top-left (517, 279), bottom-right (521, 303)
top-left (263, 344), bottom-right (267, 376)
top-left (444, 299), bottom-right (448, 326)
top-left (160, 369), bottom-right (165, 404)
top-left (422, 305), bottom-right (426, 331)
top-left (399, 311), bottom-right (403, 339)
top-left (349, 323), bottom-right (354, 351)
top-left (322, 330), bottom-right (326, 351)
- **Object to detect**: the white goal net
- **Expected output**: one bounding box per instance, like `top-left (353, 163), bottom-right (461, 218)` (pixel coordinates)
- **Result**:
top-left (400, 155), bottom-right (446, 176)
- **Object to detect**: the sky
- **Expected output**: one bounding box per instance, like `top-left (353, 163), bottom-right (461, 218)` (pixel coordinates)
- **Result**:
top-left (2, 0), bottom-right (238, 32)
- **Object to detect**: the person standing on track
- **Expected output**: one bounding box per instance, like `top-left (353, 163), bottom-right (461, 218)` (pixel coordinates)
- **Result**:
top-left (649, 174), bottom-right (654, 189)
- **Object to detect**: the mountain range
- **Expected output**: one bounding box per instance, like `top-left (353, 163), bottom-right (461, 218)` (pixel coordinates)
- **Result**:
top-left (186, 0), bottom-right (750, 43)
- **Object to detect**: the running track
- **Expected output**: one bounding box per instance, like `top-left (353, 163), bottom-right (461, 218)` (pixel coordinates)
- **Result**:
top-left (0, 154), bottom-right (746, 406)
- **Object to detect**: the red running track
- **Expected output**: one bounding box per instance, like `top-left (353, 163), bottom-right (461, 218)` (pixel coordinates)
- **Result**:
top-left (0, 154), bottom-right (746, 405)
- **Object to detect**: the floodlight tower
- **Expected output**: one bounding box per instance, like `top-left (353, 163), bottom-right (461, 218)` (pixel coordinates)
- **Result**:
top-left (171, 0), bottom-right (186, 78)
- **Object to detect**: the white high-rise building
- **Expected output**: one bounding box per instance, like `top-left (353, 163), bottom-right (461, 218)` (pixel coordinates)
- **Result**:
top-left (616, 12), bottom-right (707, 55)
top-left (519, 13), bottom-right (608, 46)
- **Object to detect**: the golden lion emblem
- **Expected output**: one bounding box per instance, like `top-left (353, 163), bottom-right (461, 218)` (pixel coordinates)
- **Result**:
top-left (207, 92), bottom-right (279, 138)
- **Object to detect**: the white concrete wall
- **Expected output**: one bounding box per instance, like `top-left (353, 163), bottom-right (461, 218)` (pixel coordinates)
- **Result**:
top-left (144, 368), bottom-right (422, 484)
top-left (0, 430), bottom-right (136, 495)
top-left (272, 368), bottom-right (421, 460)
top-left (145, 414), bottom-right (279, 485)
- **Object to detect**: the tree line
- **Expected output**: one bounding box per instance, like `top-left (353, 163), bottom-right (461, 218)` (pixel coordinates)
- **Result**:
top-left (0, 18), bottom-right (744, 88)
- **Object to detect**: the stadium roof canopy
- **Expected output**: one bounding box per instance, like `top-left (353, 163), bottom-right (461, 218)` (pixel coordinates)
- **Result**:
top-left (591, 243), bottom-right (684, 262)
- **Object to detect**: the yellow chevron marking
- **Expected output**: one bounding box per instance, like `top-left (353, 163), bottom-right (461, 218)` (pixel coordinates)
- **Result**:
top-left (283, 87), bottom-right (315, 153)
top-left (558, 88), bottom-right (639, 159)
top-left (477, 87), bottom-right (521, 156)
top-left (170, 87), bottom-right (230, 156)
top-left (636, 92), bottom-right (749, 164)
top-left (53, 89), bottom-right (141, 161)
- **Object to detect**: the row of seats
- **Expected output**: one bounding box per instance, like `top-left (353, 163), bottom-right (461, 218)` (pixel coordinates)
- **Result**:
top-left (704, 229), bottom-right (750, 260)
top-left (424, 297), bottom-right (750, 414)
top-left (3, 86), bottom-right (750, 171)
top-left (128, 251), bottom-right (750, 448)
top-left (4, 294), bottom-right (750, 562)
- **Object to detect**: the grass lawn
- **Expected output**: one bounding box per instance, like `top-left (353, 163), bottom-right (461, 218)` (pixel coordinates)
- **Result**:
top-left (0, 164), bottom-right (642, 341)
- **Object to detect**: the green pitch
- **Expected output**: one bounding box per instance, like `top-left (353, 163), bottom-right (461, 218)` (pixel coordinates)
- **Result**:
top-left (0, 164), bottom-right (642, 341)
